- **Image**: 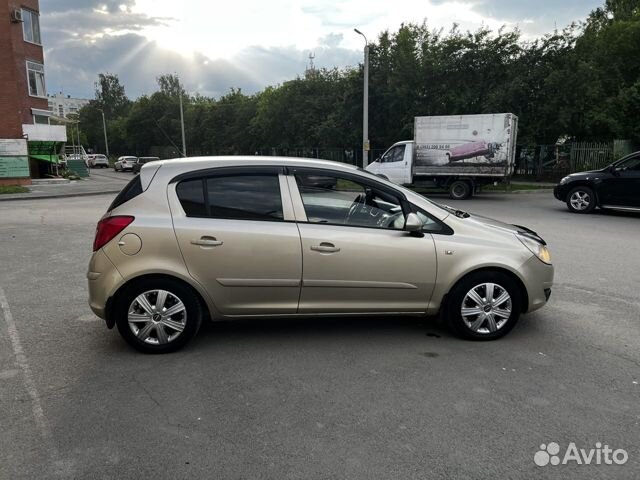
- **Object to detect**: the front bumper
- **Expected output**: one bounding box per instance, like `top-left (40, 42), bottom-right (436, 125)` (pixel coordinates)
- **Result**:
top-left (553, 184), bottom-right (569, 201)
top-left (519, 256), bottom-right (554, 313)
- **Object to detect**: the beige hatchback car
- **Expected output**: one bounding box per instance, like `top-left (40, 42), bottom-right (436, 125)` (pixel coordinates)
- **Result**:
top-left (88, 157), bottom-right (553, 353)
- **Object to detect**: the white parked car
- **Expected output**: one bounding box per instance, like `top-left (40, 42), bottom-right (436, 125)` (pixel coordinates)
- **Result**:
top-left (114, 156), bottom-right (138, 172)
top-left (88, 154), bottom-right (109, 168)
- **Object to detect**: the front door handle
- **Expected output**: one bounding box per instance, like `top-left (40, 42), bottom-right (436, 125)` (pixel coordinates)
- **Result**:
top-left (191, 236), bottom-right (223, 247)
top-left (310, 242), bottom-right (340, 253)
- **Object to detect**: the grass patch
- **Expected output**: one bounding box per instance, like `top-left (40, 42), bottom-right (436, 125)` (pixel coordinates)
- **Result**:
top-left (0, 185), bottom-right (29, 194)
top-left (483, 183), bottom-right (553, 192)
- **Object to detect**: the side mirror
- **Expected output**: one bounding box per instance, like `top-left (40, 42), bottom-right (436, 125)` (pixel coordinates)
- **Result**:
top-left (404, 213), bottom-right (423, 233)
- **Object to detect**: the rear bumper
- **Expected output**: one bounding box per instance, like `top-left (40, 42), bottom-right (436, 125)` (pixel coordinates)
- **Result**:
top-left (87, 249), bottom-right (124, 324)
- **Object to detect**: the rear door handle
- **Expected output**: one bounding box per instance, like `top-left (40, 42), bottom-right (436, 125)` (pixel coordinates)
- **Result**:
top-left (191, 236), bottom-right (223, 247)
top-left (310, 242), bottom-right (340, 253)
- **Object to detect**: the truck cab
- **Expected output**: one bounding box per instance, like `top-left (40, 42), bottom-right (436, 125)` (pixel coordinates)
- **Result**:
top-left (367, 141), bottom-right (414, 185)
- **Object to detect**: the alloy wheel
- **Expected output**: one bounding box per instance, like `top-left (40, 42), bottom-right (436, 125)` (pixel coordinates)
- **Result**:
top-left (569, 190), bottom-right (591, 211)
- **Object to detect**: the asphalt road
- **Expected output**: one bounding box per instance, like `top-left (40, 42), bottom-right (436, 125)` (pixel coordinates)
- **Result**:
top-left (0, 191), bottom-right (638, 479)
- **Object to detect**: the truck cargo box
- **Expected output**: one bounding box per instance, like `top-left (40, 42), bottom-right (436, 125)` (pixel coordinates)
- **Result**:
top-left (413, 113), bottom-right (518, 177)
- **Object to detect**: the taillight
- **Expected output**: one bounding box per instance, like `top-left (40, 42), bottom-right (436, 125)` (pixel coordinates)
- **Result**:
top-left (93, 216), bottom-right (135, 251)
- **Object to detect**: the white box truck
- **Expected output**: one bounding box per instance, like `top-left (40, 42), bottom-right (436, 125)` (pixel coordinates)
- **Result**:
top-left (366, 113), bottom-right (518, 199)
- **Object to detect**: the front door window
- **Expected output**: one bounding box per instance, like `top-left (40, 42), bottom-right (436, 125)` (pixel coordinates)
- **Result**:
top-left (294, 173), bottom-right (406, 229)
top-left (382, 145), bottom-right (406, 163)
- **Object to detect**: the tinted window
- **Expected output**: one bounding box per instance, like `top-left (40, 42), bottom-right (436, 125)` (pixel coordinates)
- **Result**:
top-left (295, 173), bottom-right (405, 229)
top-left (207, 175), bottom-right (283, 221)
top-left (176, 179), bottom-right (207, 217)
top-left (109, 175), bottom-right (142, 211)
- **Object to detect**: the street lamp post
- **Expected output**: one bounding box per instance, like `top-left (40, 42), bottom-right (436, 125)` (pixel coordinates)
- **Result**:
top-left (179, 90), bottom-right (187, 158)
top-left (98, 108), bottom-right (109, 158)
top-left (354, 28), bottom-right (369, 168)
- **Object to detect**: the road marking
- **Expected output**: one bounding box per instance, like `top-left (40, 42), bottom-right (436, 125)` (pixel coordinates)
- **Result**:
top-left (0, 287), bottom-right (52, 443)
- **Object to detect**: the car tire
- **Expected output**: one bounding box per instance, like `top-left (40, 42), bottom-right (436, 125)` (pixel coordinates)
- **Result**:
top-left (566, 186), bottom-right (596, 214)
top-left (446, 271), bottom-right (522, 340)
top-left (449, 180), bottom-right (472, 200)
top-left (114, 277), bottom-right (203, 354)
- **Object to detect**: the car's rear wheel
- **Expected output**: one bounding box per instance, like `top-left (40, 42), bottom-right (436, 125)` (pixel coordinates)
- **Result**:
top-left (114, 278), bottom-right (202, 353)
top-left (449, 180), bottom-right (472, 200)
top-left (446, 271), bottom-right (521, 340)
top-left (566, 186), bottom-right (596, 213)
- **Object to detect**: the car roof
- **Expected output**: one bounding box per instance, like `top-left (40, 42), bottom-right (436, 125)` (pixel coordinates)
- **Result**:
top-left (153, 156), bottom-right (360, 175)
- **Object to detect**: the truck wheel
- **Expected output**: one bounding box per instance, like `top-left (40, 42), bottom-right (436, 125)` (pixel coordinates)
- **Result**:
top-left (449, 181), bottom-right (471, 200)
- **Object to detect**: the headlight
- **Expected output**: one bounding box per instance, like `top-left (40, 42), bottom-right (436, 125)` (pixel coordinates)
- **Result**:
top-left (517, 233), bottom-right (552, 264)
top-left (559, 176), bottom-right (570, 185)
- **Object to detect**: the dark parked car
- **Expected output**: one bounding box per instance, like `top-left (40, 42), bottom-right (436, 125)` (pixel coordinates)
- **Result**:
top-left (554, 151), bottom-right (640, 213)
top-left (132, 156), bottom-right (160, 174)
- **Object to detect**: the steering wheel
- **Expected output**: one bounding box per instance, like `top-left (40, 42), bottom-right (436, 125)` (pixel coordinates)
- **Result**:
top-left (345, 192), bottom-right (381, 224)
top-left (377, 211), bottom-right (405, 229)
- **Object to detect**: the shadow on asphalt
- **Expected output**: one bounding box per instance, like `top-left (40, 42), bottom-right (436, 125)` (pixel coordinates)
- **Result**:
top-left (199, 314), bottom-right (447, 338)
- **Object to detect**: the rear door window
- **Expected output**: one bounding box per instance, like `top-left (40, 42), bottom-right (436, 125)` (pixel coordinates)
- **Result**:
top-left (176, 179), bottom-right (207, 217)
top-left (176, 174), bottom-right (284, 221)
top-left (207, 175), bottom-right (283, 221)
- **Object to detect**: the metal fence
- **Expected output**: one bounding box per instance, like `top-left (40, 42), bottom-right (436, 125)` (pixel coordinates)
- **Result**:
top-left (514, 140), bottom-right (636, 181)
top-left (154, 140), bottom-right (636, 180)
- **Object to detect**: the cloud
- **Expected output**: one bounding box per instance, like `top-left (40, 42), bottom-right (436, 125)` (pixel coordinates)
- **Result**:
top-left (430, 0), bottom-right (602, 34)
top-left (40, 0), bottom-right (602, 100)
top-left (42, 29), bottom-right (360, 100)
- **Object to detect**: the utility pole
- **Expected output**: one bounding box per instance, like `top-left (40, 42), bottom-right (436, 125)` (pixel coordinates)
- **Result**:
top-left (354, 28), bottom-right (369, 168)
top-left (175, 74), bottom-right (187, 158)
top-left (179, 91), bottom-right (186, 158)
top-left (98, 108), bottom-right (109, 157)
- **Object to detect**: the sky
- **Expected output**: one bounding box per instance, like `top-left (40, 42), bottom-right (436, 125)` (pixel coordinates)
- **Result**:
top-left (41, 0), bottom-right (604, 100)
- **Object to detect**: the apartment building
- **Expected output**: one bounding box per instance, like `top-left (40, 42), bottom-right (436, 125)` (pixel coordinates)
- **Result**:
top-left (48, 92), bottom-right (91, 118)
top-left (0, 0), bottom-right (66, 185)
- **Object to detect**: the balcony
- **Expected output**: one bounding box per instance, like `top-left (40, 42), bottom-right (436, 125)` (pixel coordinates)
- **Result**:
top-left (22, 124), bottom-right (67, 142)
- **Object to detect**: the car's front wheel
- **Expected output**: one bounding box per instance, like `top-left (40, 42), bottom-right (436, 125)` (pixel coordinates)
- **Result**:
top-left (566, 186), bottom-right (596, 213)
top-left (446, 271), bottom-right (522, 340)
top-left (114, 278), bottom-right (203, 353)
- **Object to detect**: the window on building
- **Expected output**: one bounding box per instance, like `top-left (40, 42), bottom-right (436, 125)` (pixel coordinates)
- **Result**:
top-left (26, 61), bottom-right (46, 97)
top-left (34, 115), bottom-right (49, 125)
top-left (21, 9), bottom-right (41, 44)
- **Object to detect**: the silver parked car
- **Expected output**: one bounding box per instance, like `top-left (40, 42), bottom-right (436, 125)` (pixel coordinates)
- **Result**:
top-left (88, 157), bottom-right (554, 353)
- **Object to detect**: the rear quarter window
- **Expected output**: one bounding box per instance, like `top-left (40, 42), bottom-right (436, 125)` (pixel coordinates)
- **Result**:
top-left (108, 175), bottom-right (142, 211)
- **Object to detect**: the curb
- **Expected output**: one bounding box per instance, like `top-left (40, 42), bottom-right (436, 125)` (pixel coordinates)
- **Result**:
top-left (0, 189), bottom-right (122, 202)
